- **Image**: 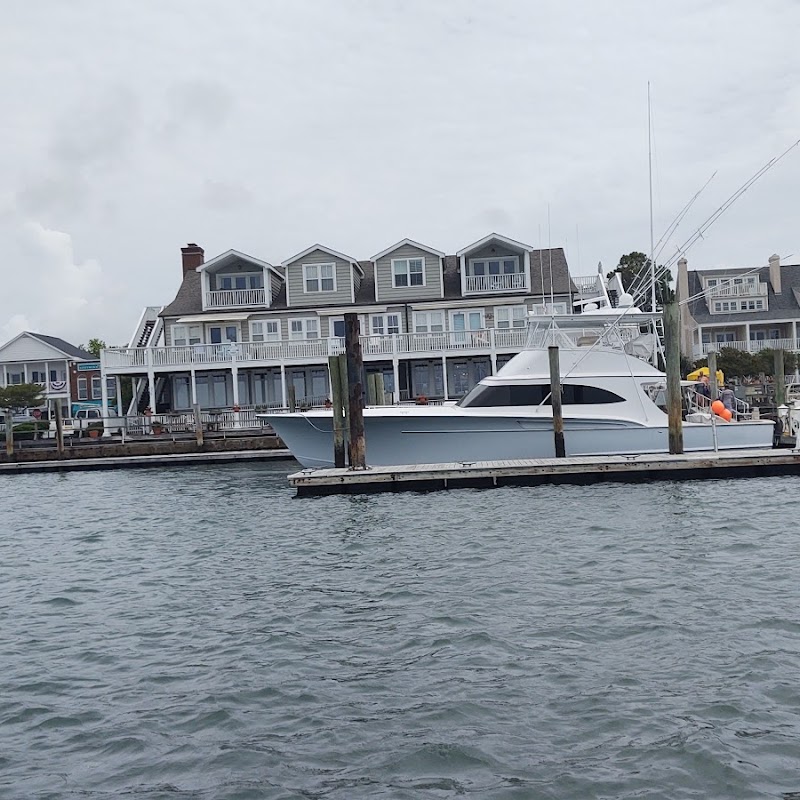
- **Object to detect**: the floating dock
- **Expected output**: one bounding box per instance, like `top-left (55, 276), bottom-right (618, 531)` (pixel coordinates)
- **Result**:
top-left (0, 448), bottom-right (294, 474)
top-left (288, 449), bottom-right (800, 496)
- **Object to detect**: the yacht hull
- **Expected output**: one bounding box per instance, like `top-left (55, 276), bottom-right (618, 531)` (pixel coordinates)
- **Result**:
top-left (263, 410), bottom-right (775, 469)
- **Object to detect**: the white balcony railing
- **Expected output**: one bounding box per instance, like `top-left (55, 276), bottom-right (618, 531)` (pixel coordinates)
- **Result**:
top-left (464, 272), bottom-right (528, 294)
top-left (101, 328), bottom-right (532, 372)
top-left (692, 338), bottom-right (800, 358)
top-left (205, 288), bottom-right (266, 308)
top-left (705, 282), bottom-right (768, 299)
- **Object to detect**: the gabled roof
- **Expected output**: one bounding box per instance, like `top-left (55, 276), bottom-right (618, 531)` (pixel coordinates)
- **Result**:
top-left (456, 232), bottom-right (534, 257)
top-left (0, 331), bottom-right (94, 361)
top-left (281, 244), bottom-right (364, 275)
top-left (686, 264), bottom-right (800, 323)
top-left (197, 249), bottom-right (283, 279)
top-left (370, 238), bottom-right (445, 261)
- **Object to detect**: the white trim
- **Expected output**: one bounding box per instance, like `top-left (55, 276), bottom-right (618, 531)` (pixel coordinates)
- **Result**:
top-left (369, 312), bottom-right (402, 336)
top-left (413, 310), bottom-right (446, 333)
top-left (196, 249), bottom-right (283, 280)
top-left (206, 322), bottom-right (241, 344)
top-left (282, 244), bottom-right (363, 275)
top-left (0, 331), bottom-right (87, 362)
top-left (370, 238), bottom-right (445, 262)
top-left (440, 256), bottom-right (445, 299)
top-left (302, 262), bottom-right (337, 294)
top-left (316, 305), bottom-right (389, 316)
top-left (391, 255), bottom-right (426, 289)
top-left (456, 232), bottom-right (533, 257)
top-left (249, 319), bottom-right (281, 343)
top-left (287, 317), bottom-right (320, 340)
top-left (410, 296), bottom-right (571, 311)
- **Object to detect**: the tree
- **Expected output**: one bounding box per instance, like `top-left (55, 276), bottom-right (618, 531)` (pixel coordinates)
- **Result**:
top-left (82, 338), bottom-right (107, 358)
top-left (693, 347), bottom-right (798, 380)
top-left (0, 383), bottom-right (44, 410)
top-left (607, 251), bottom-right (673, 307)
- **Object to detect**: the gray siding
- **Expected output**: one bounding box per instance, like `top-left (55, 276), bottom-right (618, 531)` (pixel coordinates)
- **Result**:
top-left (285, 249), bottom-right (354, 307)
top-left (209, 258), bottom-right (265, 291)
top-left (467, 242), bottom-right (526, 263)
top-left (375, 244), bottom-right (442, 301)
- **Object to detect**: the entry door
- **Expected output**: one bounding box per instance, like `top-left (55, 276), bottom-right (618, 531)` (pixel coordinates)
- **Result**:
top-left (209, 325), bottom-right (238, 344)
top-left (450, 310), bottom-right (484, 345)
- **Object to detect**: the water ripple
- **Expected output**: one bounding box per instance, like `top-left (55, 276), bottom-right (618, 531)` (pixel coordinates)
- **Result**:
top-left (2, 467), bottom-right (800, 798)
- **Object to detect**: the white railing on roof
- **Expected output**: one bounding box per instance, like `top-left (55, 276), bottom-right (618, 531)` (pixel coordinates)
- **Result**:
top-left (464, 272), bottom-right (528, 293)
top-left (705, 282), bottom-right (768, 299)
top-left (205, 288), bottom-right (266, 308)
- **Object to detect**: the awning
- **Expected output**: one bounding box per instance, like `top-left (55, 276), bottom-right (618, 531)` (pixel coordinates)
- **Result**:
top-left (177, 313), bottom-right (252, 323)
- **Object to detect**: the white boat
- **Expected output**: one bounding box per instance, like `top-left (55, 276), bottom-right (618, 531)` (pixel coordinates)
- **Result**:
top-left (260, 303), bottom-right (774, 468)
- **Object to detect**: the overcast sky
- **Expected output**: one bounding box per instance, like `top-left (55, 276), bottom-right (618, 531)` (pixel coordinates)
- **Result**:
top-left (2, 0), bottom-right (799, 346)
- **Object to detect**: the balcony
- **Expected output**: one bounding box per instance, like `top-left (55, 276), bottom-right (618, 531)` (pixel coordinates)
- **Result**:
top-left (102, 328), bottom-right (532, 372)
top-left (692, 338), bottom-right (800, 359)
top-left (205, 288), bottom-right (266, 309)
top-left (705, 282), bottom-right (768, 300)
top-left (464, 272), bottom-right (528, 294)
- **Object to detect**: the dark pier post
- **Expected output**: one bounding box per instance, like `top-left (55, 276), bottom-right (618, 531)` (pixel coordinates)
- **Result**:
top-left (287, 384), bottom-right (296, 413)
top-left (54, 401), bottom-right (65, 456)
top-left (708, 350), bottom-right (718, 400)
top-left (328, 355), bottom-right (346, 469)
top-left (663, 300), bottom-right (684, 454)
top-left (775, 349), bottom-right (786, 407)
top-left (548, 346), bottom-right (566, 458)
top-left (345, 313), bottom-right (367, 469)
top-left (4, 407), bottom-right (13, 458)
top-left (375, 373), bottom-right (386, 406)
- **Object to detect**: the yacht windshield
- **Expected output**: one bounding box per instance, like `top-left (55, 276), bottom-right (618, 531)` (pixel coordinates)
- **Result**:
top-left (458, 383), bottom-right (625, 407)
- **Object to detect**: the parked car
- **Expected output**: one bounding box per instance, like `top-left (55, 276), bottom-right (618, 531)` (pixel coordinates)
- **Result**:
top-left (49, 408), bottom-right (124, 436)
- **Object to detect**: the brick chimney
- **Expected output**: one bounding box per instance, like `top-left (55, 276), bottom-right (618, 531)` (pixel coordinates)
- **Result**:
top-left (181, 243), bottom-right (204, 275)
top-left (769, 253), bottom-right (781, 294)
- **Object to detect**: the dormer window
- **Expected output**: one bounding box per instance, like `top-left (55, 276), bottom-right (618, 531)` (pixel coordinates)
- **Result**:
top-left (303, 263), bottom-right (336, 293)
top-left (392, 257), bottom-right (424, 288)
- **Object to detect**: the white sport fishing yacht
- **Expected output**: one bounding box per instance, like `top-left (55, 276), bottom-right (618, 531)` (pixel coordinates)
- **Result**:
top-left (261, 297), bottom-right (774, 468)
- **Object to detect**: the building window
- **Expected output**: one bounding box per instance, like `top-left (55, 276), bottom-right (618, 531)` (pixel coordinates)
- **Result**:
top-left (303, 263), bottom-right (336, 293)
top-left (172, 325), bottom-right (202, 346)
top-left (468, 257), bottom-right (520, 276)
top-left (371, 314), bottom-right (401, 335)
top-left (106, 378), bottom-right (117, 397)
top-left (91, 376), bottom-right (102, 399)
top-left (29, 370), bottom-right (46, 384)
top-left (9, 372), bottom-right (23, 385)
top-left (218, 273), bottom-right (263, 290)
top-left (78, 377), bottom-right (88, 400)
top-left (289, 318), bottom-right (319, 340)
top-left (495, 305), bottom-right (527, 329)
top-left (392, 257), bottom-right (424, 288)
top-left (413, 311), bottom-right (445, 333)
top-left (251, 320), bottom-right (280, 342)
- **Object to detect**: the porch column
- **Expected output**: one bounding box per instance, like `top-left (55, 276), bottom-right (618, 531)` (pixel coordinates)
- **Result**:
top-left (441, 355), bottom-right (449, 401)
top-left (490, 353), bottom-right (498, 375)
top-left (392, 357), bottom-right (400, 404)
top-left (1, 364), bottom-right (6, 387)
top-left (44, 361), bottom-right (50, 402)
top-left (280, 362), bottom-right (287, 408)
top-left (745, 323), bottom-right (751, 348)
top-left (794, 321), bottom-right (798, 350)
top-left (23, 363), bottom-right (28, 382)
top-left (115, 377), bottom-right (123, 417)
top-left (100, 368), bottom-right (111, 438)
top-left (131, 378), bottom-right (137, 415)
top-left (190, 368), bottom-right (198, 406)
top-left (231, 365), bottom-right (240, 427)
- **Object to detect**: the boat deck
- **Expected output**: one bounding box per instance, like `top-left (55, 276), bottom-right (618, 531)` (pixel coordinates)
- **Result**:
top-left (288, 448), bottom-right (800, 496)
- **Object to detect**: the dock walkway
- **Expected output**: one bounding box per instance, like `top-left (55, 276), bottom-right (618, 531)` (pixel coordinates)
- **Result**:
top-left (0, 449), bottom-right (294, 474)
top-left (289, 449), bottom-right (800, 496)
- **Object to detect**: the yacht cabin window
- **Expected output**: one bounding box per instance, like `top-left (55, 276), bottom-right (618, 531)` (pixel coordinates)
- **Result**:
top-left (458, 383), bottom-right (625, 407)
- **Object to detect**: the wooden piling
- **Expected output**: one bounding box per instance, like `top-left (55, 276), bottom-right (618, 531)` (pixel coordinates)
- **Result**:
top-left (548, 346), bottom-right (566, 458)
top-left (53, 401), bottom-right (65, 456)
top-left (193, 403), bottom-right (204, 447)
top-left (4, 407), bottom-right (13, 458)
top-left (663, 300), bottom-right (684, 454)
top-left (375, 373), bottom-right (386, 406)
top-left (337, 353), bottom-right (349, 459)
top-left (708, 350), bottom-right (719, 399)
top-left (328, 355), bottom-right (346, 469)
top-left (344, 313), bottom-right (366, 469)
top-left (287, 384), bottom-right (296, 413)
top-left (774, 349), bottom-right (786, 407)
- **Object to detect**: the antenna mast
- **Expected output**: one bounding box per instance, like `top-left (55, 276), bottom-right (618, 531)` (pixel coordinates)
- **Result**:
top-left (648, 81), bottom-right (656, 312)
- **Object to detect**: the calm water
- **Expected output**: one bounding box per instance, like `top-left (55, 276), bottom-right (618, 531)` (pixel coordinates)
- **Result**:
top-left (2, 465), bottom-right (800, 799)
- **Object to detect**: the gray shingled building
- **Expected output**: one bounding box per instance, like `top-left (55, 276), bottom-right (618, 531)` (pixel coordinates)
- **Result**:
top-left (103, 234), bottom-right (576, 414)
